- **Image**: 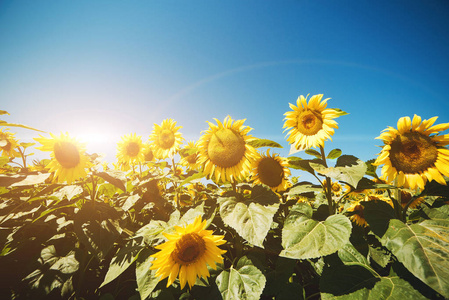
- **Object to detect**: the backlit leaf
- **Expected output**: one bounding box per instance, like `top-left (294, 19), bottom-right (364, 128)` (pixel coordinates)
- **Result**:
top-left (248, 138), bottom-right (283, 149)
top-left (310, 155), bottom-right (366, 188)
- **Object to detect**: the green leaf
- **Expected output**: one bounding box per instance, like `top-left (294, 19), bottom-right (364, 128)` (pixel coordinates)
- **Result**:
top-left (100, 241), bottom-right (143, 288)
top-left (248, 138), bottom-right (283, 148)
top-left (135, 247), bottom-right (159, 300)
top-left (381, 219), bottom-right (449, 298)
top-left (281, 203), bottom-right (352, 259)
top-left (327, 149), bottom-right (342, 160)
top-left (216, 256), bottom-right (266, 300)
top-left (287, 181), bottom-right (323, 197)
top-left (134, 220), bottom-right (168, 246)
top-left (365, 159), bottom-right (378, 178)
top-left (180, 171), bottom-right (205, 187)
top-left (321, 276), bottom-right (426, 299)
top-left (310, 155), bottom-right (367, 188)
top-left (305, 149), bottom-right (322, 159)
top-left (0, 172), bottom-right (51, 187)
top-left (122, 194), bottom-right (141, 211)
top-left (96, 170), bottom-right (127, 192)
top-left (288, 157), bottom-right (324, 174)
top-left (217, 185), bottom-right (280, 247)
top-left (52, 185), bottom-right (83, 201)
top-left (0, 120), bottom-right (45, 132)
top-left (362, 200), bottom-right (397, 237)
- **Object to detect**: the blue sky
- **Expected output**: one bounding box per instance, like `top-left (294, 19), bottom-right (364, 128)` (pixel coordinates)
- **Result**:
top-left (1, 0), bottom-right (449, 173)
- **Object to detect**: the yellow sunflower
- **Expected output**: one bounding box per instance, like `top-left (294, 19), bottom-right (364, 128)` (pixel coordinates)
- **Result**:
top-left (283, 94), bottom-right (340, 151)
top-left (374, 115), bottom-right (449, 190)
top-left (399, 190), bottom-right (425, 209)
top-left (149, 119), bottom-right (184, 159)
top-left (116, 133), bottom-right (145, 166)
top-left (251, 149), bottom-right (291, 192)
top-left (150, 216), bottom-right (226, 289)
top-left (180, 141), bottom-right (201, 170)
top-left (347, 201), bottom-right (368, 227)
top-left (0, 128), bottom-right (20, 158)
top-left (34, 133), bottom-right (89, 184)
top-left (323, 179), bottom-right (345, 197)
top-left (143, 143), bottom-right (156, 162)
top-left (197, 116), bottom-right (260, 183)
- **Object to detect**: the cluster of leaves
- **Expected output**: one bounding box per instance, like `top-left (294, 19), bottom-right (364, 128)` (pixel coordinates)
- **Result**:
top-left (1, 116), bottom-right (449, 300)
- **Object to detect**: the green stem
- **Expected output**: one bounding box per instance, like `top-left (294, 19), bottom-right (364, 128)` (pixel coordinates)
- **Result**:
top-left (91, 173), bottom-right (97, 204)
top-left (319, 145), bottom-right (334, 215)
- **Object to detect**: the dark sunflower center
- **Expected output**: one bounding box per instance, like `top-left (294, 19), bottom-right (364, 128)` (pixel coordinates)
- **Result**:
top-left (1, 139), bottom-right (12, 152)
top-left (186, 153), bottom-right (198, 164)
top-left (208, 128), bottom-right (246, 168)
top-left (297, 110), bottom-right (323, 136)
top-left (159, 129), bottom-right (175, 149)
top-left (389, 132), bottom-right (438, 173)
top-left (257, 157), bottom-right (284, 187)
top-left (144, 149), bottom-right (154, 161)
top-left (172, 232), bottom-right (206, 265)
top-left (126, 142), bottom-right (140, 157)
top-left (331, 183), bottom-right (341, 193)
top-left (54, 141), bottom-right (80, 168)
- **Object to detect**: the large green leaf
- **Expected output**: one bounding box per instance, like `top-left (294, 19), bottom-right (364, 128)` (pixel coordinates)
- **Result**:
top-left (321, 276), bottom-right (426, 299)
top-left (310, 155), bottom-right (367, 188)
top-left (135, 247), bottom-right (159, 300)
top-left (217, 185), bottom-right (279, 247)
top-left (96, 170), bottom-right (127, 192)
top-left (0, 172), bottom-right (50, 187)
top-left (362, 200), bottom-right (397, 237)
top-left (281, 203), bottom-right (352, 259)
top-left (381, 219), bottom-right (449, 298)
top-left (287, 181), bottom-right (323, 197)
top-left (100, 241), bottom-right (144, 288)
top-left (216, 256), bottom-right (266, 300)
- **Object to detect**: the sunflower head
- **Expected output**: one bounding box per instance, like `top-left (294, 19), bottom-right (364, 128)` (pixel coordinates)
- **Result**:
top-left (143, 143), bottom-right (156, 162)
top-left (149, 119), bottom-right (184, 159)
top-left (283, 94), bottom-right (340, 151)
top-left (180, 141), bottom-right (201, 170)
top-left (0, 128), bottom-right (20, 158)
top-left (197, 116), bottom-right (260, 183)
top-left (116, 133), bottom-right (145, 166)
top-left (374, 115), bottom-right (449, 190)
top-left (347, 201), bottom-right (367, 227)
top-left (251, 149), bottom-right (291, 192)
top-left (400, 190), bottom-right (425, 209)
top-left (150, 216), bottom-right (226, 289)
top-left (34, 133), bottom-right (89, 184)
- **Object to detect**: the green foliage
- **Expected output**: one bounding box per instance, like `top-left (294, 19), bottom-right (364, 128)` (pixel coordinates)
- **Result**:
top-left (1, 110), bottom-right (448, 299)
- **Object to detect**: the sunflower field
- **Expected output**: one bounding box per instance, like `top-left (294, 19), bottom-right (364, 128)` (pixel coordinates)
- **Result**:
top-left (1, 94), bottom-right (449, 300)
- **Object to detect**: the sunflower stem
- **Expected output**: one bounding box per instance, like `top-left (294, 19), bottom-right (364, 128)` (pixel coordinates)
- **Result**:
top-left (319, 145), bottom-right (334, 215)
top-left (18, 146), bottom-right (27, 170)
top-left (91, 173), bottom-right (97, 204)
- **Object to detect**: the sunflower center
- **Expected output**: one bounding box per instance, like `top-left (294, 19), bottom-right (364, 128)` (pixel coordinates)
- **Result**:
top-left (257, 157), bottom-right (284, 187)
top-left (389, 132), bottom-right (438, 173)
top-left (297, 110), bottom-right (323, 136)
top-left (54, 141), bottom-right (80, 168)
top-left (331, 183), bottom-right (341, 193)
top-left (159, 129), bottom-right (175, 149)
top-left (208, 128), bottom-right (246, 168)
top-left (126, 142), bottom-right (140, 157)
top-left (186, 154), bottom-right (198, 164)
top-left (172, 232), bottom-right (206, 265)
top-left (144, 149), bottom-right (154, 161)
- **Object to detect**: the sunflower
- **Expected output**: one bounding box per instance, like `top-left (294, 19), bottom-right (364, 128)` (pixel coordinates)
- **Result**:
top-left (197, 116), bottom-right (260, 183)
top-left (323, 178), bottom-right (345, 197)
top-left (150, 216), bottom-right (226, 289)
top-left (143, 143), bottom-right (156, 162)
top-left (116, 133), bottom-right (145, 166)
top-left (283, 94), bottom-right (340, 151)
top-left (0, 128), bottom-right (20, 158)
top-left (180, 141), bottom-right (201, 170)
top-left (149, 119), bottom-right (184, 159)
top-left (374, 115), bottom-right (449, 190)
top-left (399, 190), bottom-right (425, 209)
top-left (34, 133), bottom-right (89, 184)
top-left (251, 149), bottom-right (291, 192)
top-left (347, 201), bottom-right (368, 227)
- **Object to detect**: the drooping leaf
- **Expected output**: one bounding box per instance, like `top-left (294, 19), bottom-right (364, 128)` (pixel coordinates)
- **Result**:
top-left (381, 219), bottom-right (449, 298)
top-left (310, 155), bottom-right (367, 188)
top-left (0, 172), bottom-right (51, 187)
top-left (362, 200), bottom-right (397, 237)
top-left (100, 241), bottom-right (144, 288)
top-left (96, 170), bottom-right (127, 192)
top-left (305, 149), bottom-right (322, 159)
top-left (287, 181), bottom-right (323, 197)
top-left (135, 247), bottom-right (159, 300)
top-left (216, 256), bottom-right (266, 300)
top-left (248, 138), bottom-right (283, 149)
top-left (281, 203), bottom-right (352, 259)
top-left (327, 149), bottom-right (342, 160)
top-left (217, 185), bottom-right (279, 247)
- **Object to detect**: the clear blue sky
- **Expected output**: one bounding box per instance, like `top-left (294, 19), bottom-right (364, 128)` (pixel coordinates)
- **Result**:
top-left (1, 0), bottom-right (449, 172)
